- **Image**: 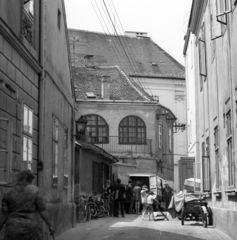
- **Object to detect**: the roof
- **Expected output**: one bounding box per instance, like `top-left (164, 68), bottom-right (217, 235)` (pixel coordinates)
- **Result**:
top-left (68, 29), bottom-right (185, 79)
top-left (75, 141), bottom-right (118, 163)
top-left (73, 65), bottom-right (154, 101)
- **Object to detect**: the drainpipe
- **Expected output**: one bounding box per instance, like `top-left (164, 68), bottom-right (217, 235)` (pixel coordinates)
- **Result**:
top-left (38, 0), bottom-right (45, 188)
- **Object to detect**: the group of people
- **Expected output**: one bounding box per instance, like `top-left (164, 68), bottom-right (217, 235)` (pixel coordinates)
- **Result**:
top-left (105, 178), bottom-right (174, 220)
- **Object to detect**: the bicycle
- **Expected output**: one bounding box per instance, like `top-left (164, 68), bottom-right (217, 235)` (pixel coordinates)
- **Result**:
top-left (76, 195), bottom-right (91, 222)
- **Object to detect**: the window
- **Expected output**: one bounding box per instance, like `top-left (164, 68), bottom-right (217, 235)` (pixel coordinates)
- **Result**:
top-left (214, 126), bottom-right (220, 190)
top-left (198, 23), bottom-right (207, 91)
top-left (158, 125), bottom-right (163, 148)
top-left (0, 118), bottom-right (12, 184)
top-left (23, 105), bottom-right (33, 170)
top-left (52, 116), bottom-right (59, 186)
top-left (202, 156), bottom-right (211, 192)
top-left (168, 127), bottom-right (172, 151)
top-left (119, 116), bottom-right (146, 144)
top-left (23, 0), bottom-right (34, 46)
top-left (216, 0), bottom-right (232, 26)
top-left (226, 111), bottom-right (234, 186)
top-left (57, 9), bottom-right (61, 29)
top-left (63, 128), bottom-right (68, 188)
top-left (85, 115), bottom-right (108, 143)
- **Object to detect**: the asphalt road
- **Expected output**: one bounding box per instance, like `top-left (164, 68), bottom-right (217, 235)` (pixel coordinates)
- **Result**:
top-left (55, 213), bottom-right (233, 240)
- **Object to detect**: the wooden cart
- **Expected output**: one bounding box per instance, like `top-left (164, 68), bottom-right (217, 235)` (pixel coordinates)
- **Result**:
top-left (181, 194), bottom-right (212, 228)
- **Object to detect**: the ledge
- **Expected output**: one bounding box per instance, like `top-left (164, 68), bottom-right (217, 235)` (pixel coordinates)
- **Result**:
top-left (213, 191), bottom-right (222, 198)
top-left (200, 192), bottom-right (212, 198)
top-left (225, 189), bottom-right (237, 196)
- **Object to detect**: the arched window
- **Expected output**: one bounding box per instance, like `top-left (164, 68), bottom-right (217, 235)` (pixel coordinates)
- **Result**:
top-left (85, 115), bottom-right (109, 143)
top-left (119, 116), bottom-right (146, 144)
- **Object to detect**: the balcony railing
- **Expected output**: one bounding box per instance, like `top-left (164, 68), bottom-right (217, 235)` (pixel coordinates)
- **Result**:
top-left (88, 136), bottom-right (152, 157)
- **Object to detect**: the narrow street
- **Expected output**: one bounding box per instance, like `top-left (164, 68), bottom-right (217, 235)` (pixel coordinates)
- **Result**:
top-left (56, 213), bottom-right (233, 240)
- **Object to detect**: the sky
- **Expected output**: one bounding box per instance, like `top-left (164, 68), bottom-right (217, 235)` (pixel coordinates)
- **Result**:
top-left (64, 0), bottom-right (192, 65)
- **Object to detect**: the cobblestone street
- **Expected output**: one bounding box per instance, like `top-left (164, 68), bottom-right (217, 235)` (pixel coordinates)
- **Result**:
top-left (56, 213), bottom-right (233, 240)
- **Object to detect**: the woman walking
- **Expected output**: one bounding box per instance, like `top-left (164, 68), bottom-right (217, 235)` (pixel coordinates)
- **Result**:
top-left (0, 170), bottom-right (54, 240)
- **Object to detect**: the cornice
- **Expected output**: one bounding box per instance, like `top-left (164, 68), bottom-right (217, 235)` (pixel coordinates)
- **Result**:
top-left (0, 18), bottom-right (42, 74)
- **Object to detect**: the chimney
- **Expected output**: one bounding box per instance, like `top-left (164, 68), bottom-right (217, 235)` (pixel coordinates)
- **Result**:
top-left (101, 75), bottom-right (110, 99)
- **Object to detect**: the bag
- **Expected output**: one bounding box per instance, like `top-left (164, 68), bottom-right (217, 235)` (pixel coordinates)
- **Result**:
top-left (168, 196), bottom-right (174, 209)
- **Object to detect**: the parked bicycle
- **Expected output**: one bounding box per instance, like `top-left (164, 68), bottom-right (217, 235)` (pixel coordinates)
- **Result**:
top-left (87, 193), bottom-right (106, 218)
top-left (101, 192), bottom-right (111, 216)
top-left (76, 195), bottom-right (91, 222)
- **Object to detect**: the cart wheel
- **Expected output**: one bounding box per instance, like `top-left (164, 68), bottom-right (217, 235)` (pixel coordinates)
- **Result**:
top-left (181, 207), bottom-right (185, 225)
top-left (207, 207), bottom-right (213, 225)
top-left (201, 210), bottom-right (207, 228)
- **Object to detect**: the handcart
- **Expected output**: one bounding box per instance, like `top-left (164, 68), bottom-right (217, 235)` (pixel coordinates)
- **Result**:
top-left (180, 193), bottom-right (212, 228)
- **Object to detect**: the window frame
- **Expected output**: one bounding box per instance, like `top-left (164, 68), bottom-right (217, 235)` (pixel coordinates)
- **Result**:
top-left (0, 118), bottom-right (12, 185)
top-left (216, 0), bottom-right (232, 25)
top-left (52, 116), bottom-right (59, 187)
top-left (119, 116), bottom-right (146, 145)
top-left (198, 23), bottom-right (207, 92)
top-left (158, 124), bottom-right (163, 149)
top-left (63, 127), bottom-right (68, 189)
top-left (85, 115), bottom-right (109, 144)
top-left (202, 156), bottom-right (211, 192)
top-left (23, 104), bottom-right (33, 170)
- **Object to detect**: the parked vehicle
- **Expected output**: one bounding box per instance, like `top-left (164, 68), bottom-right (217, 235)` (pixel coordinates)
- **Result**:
top-left (87, 193), bottom-right (105, 218)
top-left (76, 195), bottom-right (91, 222)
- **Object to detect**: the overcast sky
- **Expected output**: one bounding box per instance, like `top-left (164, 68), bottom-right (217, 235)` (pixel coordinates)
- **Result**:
top-left (64, 0), bottom-right (192, 65)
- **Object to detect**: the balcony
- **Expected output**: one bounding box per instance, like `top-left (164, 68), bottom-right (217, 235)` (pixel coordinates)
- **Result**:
top-left (88, 136), bottom-right (152, 158)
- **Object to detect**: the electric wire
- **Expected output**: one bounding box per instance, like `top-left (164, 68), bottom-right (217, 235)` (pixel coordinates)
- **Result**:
top-left (101, 0), bottom-right (148, 91)
top-left (108, 0), bottom-right (154, 96)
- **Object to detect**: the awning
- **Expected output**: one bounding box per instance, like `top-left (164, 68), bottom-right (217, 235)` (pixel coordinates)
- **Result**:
top-left (75, 141), bottom-right (118, 163)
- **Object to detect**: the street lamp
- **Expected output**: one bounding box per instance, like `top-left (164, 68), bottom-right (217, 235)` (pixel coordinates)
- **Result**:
top-left (76, 116), bottom-right (88, 141)
top-left (157, 159), bottom-right (164, 173)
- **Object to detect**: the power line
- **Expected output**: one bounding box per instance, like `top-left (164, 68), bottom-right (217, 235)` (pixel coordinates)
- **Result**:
top-left (106, 0), bottom-right (154, 96)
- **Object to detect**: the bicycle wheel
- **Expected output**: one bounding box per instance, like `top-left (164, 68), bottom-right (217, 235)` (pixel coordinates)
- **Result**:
top-left (89, 205), bottom-right (97, 218)
top-left (97, 206), bottom-right (105, 218)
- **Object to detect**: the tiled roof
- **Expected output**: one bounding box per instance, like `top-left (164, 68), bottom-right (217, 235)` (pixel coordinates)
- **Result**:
top-left (73, 66), bottom-right (154, 101)
top-left (69, 29), bottom-right (185, 78)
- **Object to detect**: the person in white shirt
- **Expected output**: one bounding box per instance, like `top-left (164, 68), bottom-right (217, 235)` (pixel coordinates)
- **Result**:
top-left (141, 185), bottom-right (149, 220)
top-left (147, 191), bottom-right (156, 221)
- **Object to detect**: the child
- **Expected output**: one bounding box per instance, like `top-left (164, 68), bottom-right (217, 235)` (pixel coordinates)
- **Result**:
top-left (141, 185), bottom-right (149, 220)
top-left (147, 191), bottom-right (156, 221)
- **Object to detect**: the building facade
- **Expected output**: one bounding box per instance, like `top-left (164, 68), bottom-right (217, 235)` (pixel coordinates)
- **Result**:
top-left (73, 65), bottom-right (176, 185)
top-left (184, 1), bottom-right (237, 239)
top-left (0, 0), bottom-right (75, 238)
top-left (68, 29), bottom-right (187, 192)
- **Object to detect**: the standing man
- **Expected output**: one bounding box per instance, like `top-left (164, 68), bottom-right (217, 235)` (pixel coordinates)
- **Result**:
top-left (105, 179), bottom-right (115, 217)
top-left (163, 182), bottom-right (173, 210)
top-left (133, 182), bottom-right (141, 214)
top-left (113, 178), bottom-right (125, 217)
top-left (125, 179), bottom-right (134, 214)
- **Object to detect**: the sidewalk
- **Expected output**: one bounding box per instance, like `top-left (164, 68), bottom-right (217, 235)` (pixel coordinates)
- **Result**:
top-left (55, 213), bottom-right (233, 240)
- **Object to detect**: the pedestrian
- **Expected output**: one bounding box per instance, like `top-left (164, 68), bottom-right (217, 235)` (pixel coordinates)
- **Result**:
top-left (0, 170), bottom-right (54, 240)
top-left (147, 191), bottom-right (156, 221)
top-left (125, 179), bottom-right (134, 214)
top-left (141, 185), bottom-right (149, 220)
top-left (133, 181), bottom-right (141, 214)
top-left (113, 178), bottom-right (125, 217)
top-left (105, 179), bottom-right (115, 217)
top-left (163, 182), bottom-right (174, 210)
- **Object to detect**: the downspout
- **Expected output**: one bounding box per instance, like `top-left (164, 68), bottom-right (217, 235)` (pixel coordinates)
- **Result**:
top-left (38, 0), bottom-right (45, 188)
